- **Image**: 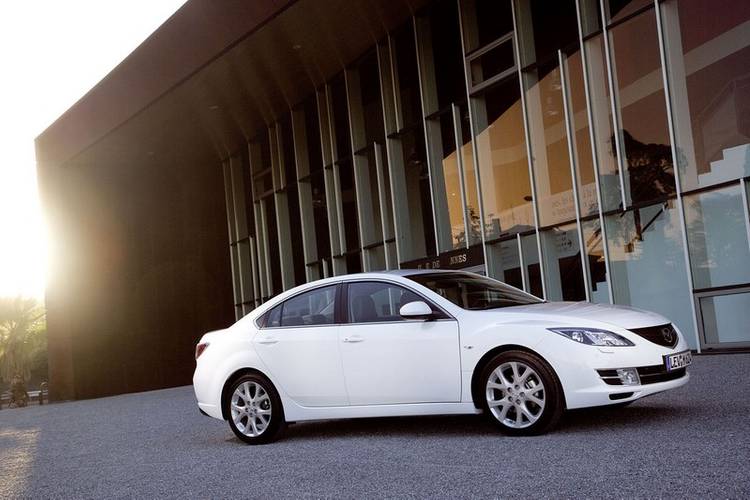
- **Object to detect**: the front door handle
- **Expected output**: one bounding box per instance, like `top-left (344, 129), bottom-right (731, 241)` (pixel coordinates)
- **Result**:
top-left (256, 337), bottom-right (278, 345)
top-left (342, 335), bottom-right (364, 343)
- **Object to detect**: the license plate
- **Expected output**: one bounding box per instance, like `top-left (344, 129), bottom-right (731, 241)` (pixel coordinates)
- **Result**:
top-left (664, 350), bottom-right (692, 371)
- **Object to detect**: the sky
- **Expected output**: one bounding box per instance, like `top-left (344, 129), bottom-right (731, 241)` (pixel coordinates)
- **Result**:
top-left (0, 1), bottom-right (188, 299)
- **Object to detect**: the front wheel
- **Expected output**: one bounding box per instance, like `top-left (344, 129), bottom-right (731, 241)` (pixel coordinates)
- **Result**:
top-left (480, 351), bottom-right (564, 436)
top-left (225, 374), bottom-right (286, 444)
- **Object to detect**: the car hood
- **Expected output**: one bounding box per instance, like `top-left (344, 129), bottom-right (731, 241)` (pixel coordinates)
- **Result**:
top-left (480, 301), bottom-right (669, 329)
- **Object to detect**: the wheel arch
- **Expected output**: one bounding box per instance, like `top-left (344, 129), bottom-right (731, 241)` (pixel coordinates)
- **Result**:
top-left (470, 344), bottom-right (564, 410)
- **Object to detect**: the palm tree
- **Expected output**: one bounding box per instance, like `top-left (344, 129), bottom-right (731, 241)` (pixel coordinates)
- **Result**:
top-left (0, 297), bottom-right (47, 390)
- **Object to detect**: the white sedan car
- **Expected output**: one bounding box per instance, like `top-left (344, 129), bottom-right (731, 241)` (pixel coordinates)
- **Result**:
top-left (193, 270), bottom-right (691, 443)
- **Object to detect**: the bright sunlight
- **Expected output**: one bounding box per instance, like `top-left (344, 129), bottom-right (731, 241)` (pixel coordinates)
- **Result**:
top-left (0, 0), bottom-right (188, 299)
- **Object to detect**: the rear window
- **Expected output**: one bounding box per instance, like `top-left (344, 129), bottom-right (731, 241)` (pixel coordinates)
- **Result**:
top-left (407, 272), bottom-right (543, 310)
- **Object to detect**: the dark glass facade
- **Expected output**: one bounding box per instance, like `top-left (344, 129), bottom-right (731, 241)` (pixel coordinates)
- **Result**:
top-left (221, 0), bottom-right (750, 351)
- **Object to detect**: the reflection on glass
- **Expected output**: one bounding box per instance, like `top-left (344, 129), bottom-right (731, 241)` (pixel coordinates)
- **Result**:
top-left (460, 0), bottom-right (513, 54)
top-left (432, 112), bottom-right (466, 249)
top-left (459, 104), bottom-right (481, 246)
top-left (565, 50), bottom-right (599, 217)
top-left (581, 219), bottom-right (609, 303)
top-left (662, 0), bottom-right (750, 190)
top-left (684, 185), bottom-right (750, 289)
top-left (604, 201), bottom-right (694, 338)
top-left (524, 62), bottom-right (575, 227)
top-left (699, 292), bottom-right (750, 345)
top-left (338, 159), bottom-right (360, 252)
top-left (473, 78), bottom-right (534, 239)
top-left (609, 10), bottom-right (676, 206)
top-left (397, 129), bottom-right (436, 260)
top-left (584, 34), bottom-right (622, 211)
top-left (608, 0), bottom-right (652, 23)
top-left (521, 234), bottom-right (543, 298)
top-left (540, 223), bottom-right (586, 301)
top-left (486, 239), bottom-right (523, 289)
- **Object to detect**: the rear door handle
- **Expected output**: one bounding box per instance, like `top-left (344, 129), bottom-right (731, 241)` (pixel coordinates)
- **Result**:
top-left (342, 335), bottom-right (364, 343)
top-left (256, 337), bottom-right (278, 345)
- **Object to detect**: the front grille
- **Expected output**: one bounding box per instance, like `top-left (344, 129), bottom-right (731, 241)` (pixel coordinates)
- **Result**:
top-left (597, 365), bottom-right (687, 385)
top-left (629, 323), bottom-right (679, 348)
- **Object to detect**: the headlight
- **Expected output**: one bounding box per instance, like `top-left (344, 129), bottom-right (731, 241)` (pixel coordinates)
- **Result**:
top-left (548, 328), bottom-right (634, 346)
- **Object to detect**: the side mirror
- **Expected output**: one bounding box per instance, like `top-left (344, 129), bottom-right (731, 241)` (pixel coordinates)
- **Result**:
top-left (399, 300), bottom-right (433, 320)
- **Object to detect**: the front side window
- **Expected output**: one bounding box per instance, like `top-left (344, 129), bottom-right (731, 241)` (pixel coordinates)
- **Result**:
top-left (347, 281), bottom-right (437, 323)
top-left (407, 272), bottom-right (543, 310)
top-left (264, 285), bottom-right (337, 327)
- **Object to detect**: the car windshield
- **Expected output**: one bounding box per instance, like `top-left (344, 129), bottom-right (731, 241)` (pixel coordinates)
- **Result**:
top-left (406, 272), bottom-right (544, 310)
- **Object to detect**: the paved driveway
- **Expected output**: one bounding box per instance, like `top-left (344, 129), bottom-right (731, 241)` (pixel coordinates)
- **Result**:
top-left (1, 353), bottom-right (749, 498)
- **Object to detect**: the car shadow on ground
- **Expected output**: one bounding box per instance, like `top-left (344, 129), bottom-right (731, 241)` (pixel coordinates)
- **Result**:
top-left (230, 402), bottom-right (693, 443)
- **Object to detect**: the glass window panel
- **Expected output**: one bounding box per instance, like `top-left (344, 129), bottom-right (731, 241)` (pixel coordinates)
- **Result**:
top-left (609, 9), bottom-right (676, 206)
top-left (524, 60), bottom-right (576, 227)
top-left (357, 52), bottom-right (385, 146)
top-left (392, 23), bottom-right (422, 131)
top-left (578, 0), bottom-right (603, 37)
top-left (429, 111), bottom-right (465, 249)
top-left (604, 201), bottom-right (695, 340)
top-left (330, 75), bottom-right (352, 161)
top-left (663, 0), bottom-right (750, 191)
top-left (487, 239), bottom-right (523, 288)
top-left (581, 219), bottom-right (610, 303)
top-left (397, 128), bottom-right (436, 261)
top-left (526, 0), bottom-right (579, 65)
top-left (264, 198), bottom-right (283, 295)
top-left (684, 185), bottom-right (750, 289)
top-left (607, 0), bottom-right (651, 23)
top-left (285, 185), bottom-right (306, 287)
top-left (584, 34), bottom-right (622, 211)
top-left (353, 147), bottom-right (384, 246)
top-left (458, 104), bottom-right (481, 246)
top-left (472, 78), bottom-right (534, 240)
top-left (418, 0), bottom-right (467, 112)
top-left (540, 223), bottom-right (587, 301)
top-left (521, 234), bottom-right (544, 298)
top-left (338, 159), bottom-right (360, 252)
top-left (280, 285), bottom-right (337, 326)
top-left (699, 291), bottom-right (750, 345)
top-left (565, 49), bottom-right (600, 217)
top-left (460, 0), bottom-right (513, 54)
top-left (279, 116), bottom-right (296, 186)
top-left (303, 96), bottom-right (324, 173)
top-left (310, 171), bottom-right (331, 262)
top-left (468, 39), bottom-right (515, 88)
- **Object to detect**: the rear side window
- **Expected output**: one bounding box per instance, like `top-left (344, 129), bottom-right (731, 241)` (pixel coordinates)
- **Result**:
top-left (262, 284), bottom-right (337, 327)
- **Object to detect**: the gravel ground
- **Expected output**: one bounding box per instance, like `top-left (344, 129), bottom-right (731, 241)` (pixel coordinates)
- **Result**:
top-left (1, 353), bottom-right (749, 499)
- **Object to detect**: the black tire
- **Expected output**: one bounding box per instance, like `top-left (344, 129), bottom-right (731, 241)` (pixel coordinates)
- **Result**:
top-left (479, 350), bottom-right (565, 436)
top-left (225, 373), bottom-right (286, 444)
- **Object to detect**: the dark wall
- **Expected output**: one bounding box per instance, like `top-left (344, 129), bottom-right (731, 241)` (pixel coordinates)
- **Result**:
top-left (40, 153), bottom-right (234, 401)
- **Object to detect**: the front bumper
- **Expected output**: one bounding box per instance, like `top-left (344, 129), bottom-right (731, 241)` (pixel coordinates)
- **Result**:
top-left (568, 369), bottom-right (690, 409)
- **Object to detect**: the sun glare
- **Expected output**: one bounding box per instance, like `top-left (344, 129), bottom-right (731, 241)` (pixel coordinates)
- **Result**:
top-left (0, 0), bottom-right (189, 300)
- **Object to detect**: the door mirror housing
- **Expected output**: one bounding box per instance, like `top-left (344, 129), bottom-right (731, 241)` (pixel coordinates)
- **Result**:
top-left (399, 301), bottom-right (433, 320)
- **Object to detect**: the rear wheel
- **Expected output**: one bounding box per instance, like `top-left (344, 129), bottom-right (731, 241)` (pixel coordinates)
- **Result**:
top-left (480, 350), bottom-right (564, 436)
top-left (225, 373), bottom-right (286, 444)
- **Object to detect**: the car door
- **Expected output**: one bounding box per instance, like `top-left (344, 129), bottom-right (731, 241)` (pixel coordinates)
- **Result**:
top-left (338, 280), bottom-right (461, 405)
top-left (253, 283), bottom-right (349, 407)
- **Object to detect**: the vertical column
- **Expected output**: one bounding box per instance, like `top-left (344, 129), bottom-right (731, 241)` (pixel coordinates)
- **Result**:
top-left (222, 160), bottom-right (241, 319)
top-left (511, 0), bottom-right (547, 299)
top-left (413, 15), bottom-right (452, 254)
top-left (291, 106), bottom-right (319, 282)
top-left (271, 124), bottom-right (295, 290)
top-left (575, 0), bottom-right (615, 303)
top-left (655, 0), bottom-right (701, 350)
top-left (559, 49), bottom-right (593, 302)
top-left (229, 155), bottom-right (255, 313)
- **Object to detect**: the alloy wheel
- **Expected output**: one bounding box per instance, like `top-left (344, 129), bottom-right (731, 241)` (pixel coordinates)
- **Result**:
top-left (485, 361), bottom-right (545, 429)
top-left (230, 381), bottom-right (272, 437)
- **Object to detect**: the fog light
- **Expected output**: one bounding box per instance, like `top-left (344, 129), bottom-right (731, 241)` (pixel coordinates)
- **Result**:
top-left (616, 368), bottom-right (640, 386)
